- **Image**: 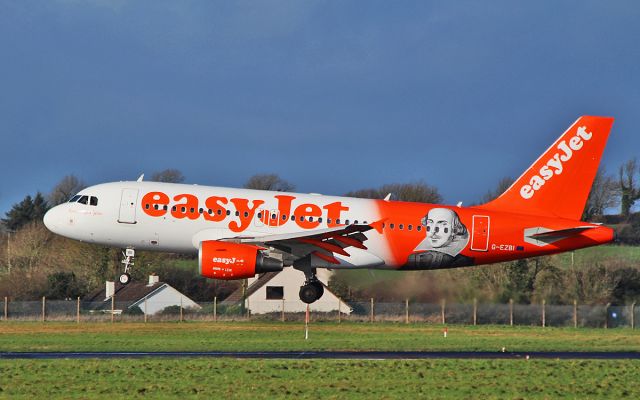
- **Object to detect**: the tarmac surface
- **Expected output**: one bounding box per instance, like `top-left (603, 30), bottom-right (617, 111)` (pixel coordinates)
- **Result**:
top-left (2, 351), bottom-right (640, 360)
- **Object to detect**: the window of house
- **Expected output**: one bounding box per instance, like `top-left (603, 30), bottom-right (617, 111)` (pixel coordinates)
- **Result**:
top-left (266, 286), bottom-right (284, 300)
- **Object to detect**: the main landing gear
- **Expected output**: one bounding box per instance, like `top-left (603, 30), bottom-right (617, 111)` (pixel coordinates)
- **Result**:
top-left (119, 248), bottom-right (135, 285)
top-left (299, 271), bottom-right (325, 304)
top-left (293, 256), bottom-right (325, 304)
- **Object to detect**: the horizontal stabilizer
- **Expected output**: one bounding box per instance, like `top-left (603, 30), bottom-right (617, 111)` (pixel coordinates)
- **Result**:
top-left (524, 226), bottom-right (595, 246)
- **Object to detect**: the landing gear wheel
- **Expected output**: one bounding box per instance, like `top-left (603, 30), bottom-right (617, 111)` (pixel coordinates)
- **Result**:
top-left (311, 281), bottom-right (324, 299)
top-left (119, 273), bottom-right (131, 285)
top-left (299, 284), bottom-right (320, 304)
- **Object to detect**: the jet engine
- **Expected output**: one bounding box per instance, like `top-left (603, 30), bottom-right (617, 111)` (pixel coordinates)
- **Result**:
top-left (199, 240), bottom-right (283, 280)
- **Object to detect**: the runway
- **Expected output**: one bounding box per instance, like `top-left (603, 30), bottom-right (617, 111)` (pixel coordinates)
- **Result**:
top-left (2, 351), bottom-right (640, 360)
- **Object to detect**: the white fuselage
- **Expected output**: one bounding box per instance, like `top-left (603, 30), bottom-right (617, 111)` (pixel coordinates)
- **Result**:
top-left (43, 181), bottom-right (392, 269)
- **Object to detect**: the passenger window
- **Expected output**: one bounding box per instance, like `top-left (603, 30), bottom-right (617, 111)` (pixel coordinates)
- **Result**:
top-left (163, 205), bottom-right (168, 211)
top-left (181, 207), bottom-right (186, 213)
top-left (309, 217), bottom-right (314, 222)
top-left (199, 208), bottom-right (204, 214)
top-left (244, 211), bottom-right (249, 217)
top-left (235, 211), bottom-right (240, 217)
top-left (145, 204), bottom-right (150, 210)
top-left (336, 219), bottom-right (341, 224)
top-left (354, 220), bottom-right (358, 224)
top-left (217, 209), bottom-right (222, 215)
top-left (417, 226), bottom-right (422, 232)
top-left (399, 224), bottom-right (404, 230)
top-left (78, 196), bottom-right (88, 205)
top-left (282, 215), bottom-right (287, 221)
top-left (408, 225), bottom-right (413, 231)
top-left (154, 205), bottom-right (159, 210)
top-left (318, 217), bottom-right (323, 223)
top-left (226, 210), bottom-right (231, 216)
top-left (390, 223), bottom-right (395, 229)
top-left (346, 220), bottom-right (350, 225)
top-left (291, 215), bottom-right (296, 221)
top-left (257, 213), bottom-right (263, 219)
top-left (172, 206), bottom-right (177, 212)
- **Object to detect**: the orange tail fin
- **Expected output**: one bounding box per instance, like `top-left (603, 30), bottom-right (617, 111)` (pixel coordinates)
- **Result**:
top-left (479, 116), bottom-right (614, 220)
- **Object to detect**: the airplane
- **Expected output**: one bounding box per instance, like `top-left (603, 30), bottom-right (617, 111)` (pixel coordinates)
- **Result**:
top-left (43, 116), bottom-right (615, 304)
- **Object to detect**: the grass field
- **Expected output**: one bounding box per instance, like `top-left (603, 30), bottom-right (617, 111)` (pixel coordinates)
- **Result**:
top-left (1, 322), bottom-right (639, 399)
top-left (1, 358), bottom-right (639, 399)
top-left (0, 321), bottom-right (639, 352)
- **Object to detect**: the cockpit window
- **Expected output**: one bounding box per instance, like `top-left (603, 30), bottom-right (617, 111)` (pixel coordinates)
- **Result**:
top-left (90, 196), bottom-right (98, 206)
top-left (78, 195), bottom-right (89, 205)
top-left (69, 195), bottom-right (81, 203)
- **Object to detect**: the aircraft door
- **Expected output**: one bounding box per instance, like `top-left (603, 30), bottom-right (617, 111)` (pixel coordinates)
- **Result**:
top-left (470, 215), bottom-right (490, 251)
top-left (267, 209), bottom-right (280, 227)
top-left (255, 209), bottom-right (266, 227)
top-left (118, 189), bottom-right (139, 224)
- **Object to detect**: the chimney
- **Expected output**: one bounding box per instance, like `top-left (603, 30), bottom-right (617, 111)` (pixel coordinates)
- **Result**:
top-left (148, 274), bottom-right (160, 286)
top-left (105, 281), bottom-right (115, 298)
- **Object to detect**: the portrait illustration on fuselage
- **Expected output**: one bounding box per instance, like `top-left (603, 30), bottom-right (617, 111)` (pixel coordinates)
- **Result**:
top-left (405, 207), bottom-right (474, 269)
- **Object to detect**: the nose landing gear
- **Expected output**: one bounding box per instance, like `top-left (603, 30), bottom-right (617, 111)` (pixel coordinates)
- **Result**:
top-left (119, 248), bottom-right (135, 285)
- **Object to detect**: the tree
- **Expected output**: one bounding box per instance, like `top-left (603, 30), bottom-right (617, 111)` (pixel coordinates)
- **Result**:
top-left (151, 169), bottom-right (185, 183)
top-left (480, 177), bottom-right (514, 204)
top-left (244, 174), bottom-right (295, 192)
top-left (45, 271), bottom-right (85, 299)
top-left (619, 158), bottom-right (640, 218)
top-left (48, 175), bottom-right (86, 206)
top-left (345, 181), bottom-right (442, 203)
top-left (2, 193), bottom-right (49, 231)
top-left (583, 168), bottom-right (617, 221)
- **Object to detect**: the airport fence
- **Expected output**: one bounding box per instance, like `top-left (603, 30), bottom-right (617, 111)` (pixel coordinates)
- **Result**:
top-left (0, 296), bottom-right (637, 328)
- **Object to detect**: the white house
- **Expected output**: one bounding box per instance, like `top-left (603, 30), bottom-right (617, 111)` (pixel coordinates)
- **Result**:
top-left (85, 275), bottom-right (201, 315)
top-left (225, 269), bottom-right (351, 315)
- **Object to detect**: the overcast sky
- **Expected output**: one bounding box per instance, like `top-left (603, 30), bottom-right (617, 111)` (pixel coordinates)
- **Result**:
top-left (1, 1), bottom-right (639, 214)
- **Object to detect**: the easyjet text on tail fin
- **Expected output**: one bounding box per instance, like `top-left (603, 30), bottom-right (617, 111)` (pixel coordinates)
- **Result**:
top-left (478, 116), bottom-right (614, 220)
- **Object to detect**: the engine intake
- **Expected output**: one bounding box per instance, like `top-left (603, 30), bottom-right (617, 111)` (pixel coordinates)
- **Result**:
top-left (199, 240), bottom-right (283, 280)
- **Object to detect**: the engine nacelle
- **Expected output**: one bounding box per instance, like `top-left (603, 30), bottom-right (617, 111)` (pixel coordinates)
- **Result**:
top-left (199, 240), bottom-right (283, 280)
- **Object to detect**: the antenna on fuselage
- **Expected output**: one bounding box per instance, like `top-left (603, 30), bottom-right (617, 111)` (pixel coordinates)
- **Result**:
top-left (137, 174), bottom-right (144, 182)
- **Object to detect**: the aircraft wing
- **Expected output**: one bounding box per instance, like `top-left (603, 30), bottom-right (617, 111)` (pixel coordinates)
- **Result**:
top-left (228, 222), bottom-right (381, 265)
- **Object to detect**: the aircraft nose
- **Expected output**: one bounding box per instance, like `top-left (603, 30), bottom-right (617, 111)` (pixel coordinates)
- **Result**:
top-left (43, 206), bottom-right (60, 233)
